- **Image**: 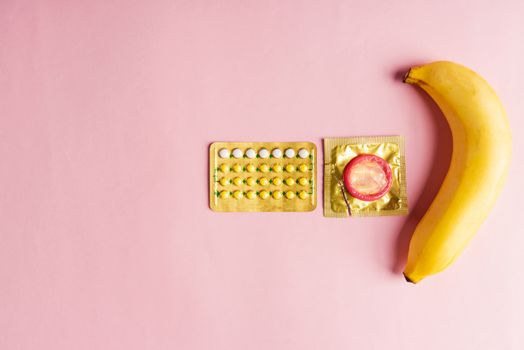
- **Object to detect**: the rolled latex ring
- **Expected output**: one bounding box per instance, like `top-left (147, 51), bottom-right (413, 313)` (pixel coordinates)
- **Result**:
top-left (343, 154), bottom-right (392, 202)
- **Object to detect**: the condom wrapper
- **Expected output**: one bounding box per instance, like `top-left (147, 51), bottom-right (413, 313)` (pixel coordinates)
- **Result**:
top-left (210, 142), bottom-right (317, 212)
top-left (323, 136), bottom-right (408, 217)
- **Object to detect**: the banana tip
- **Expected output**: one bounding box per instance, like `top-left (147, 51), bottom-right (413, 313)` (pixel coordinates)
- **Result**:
top-left (403, 272), bottom-right (416, 284)
top-left (402, 69), bottom-right (412, 84)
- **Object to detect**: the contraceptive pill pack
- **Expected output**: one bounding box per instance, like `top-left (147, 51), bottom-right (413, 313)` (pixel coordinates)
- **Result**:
top-left (209, 142), bottom-right (317, 212)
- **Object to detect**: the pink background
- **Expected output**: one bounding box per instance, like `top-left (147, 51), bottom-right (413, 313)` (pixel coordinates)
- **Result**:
top-left (1, 0), bottom-right (524, 349)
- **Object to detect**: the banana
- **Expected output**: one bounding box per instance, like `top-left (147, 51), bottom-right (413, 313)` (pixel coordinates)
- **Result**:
top-left (403, 61), bottom-right (511, 283)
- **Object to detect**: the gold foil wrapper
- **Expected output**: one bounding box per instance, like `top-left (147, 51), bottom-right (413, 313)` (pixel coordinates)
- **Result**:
top-left (323, 136), bottom-right (408, 217)
top-left (210, 142), bottom-right (317, 212)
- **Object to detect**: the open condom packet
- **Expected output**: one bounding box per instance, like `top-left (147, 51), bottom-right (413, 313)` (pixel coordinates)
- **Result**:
top-left (323, 136), bottom-right (408, 217)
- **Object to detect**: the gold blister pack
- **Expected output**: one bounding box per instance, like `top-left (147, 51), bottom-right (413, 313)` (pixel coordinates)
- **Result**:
top-left (209, 142), bottom-right (317, 212)
top-left (324, 136), bottom-right (408, 217)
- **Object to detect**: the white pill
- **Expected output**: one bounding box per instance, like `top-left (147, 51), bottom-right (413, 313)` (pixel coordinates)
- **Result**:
top-left (245, 148), bottom-right (256, 159)
top-left (218, 148), bottom-right (230, 158)
top-left (271, 148), bottom-right (283, 158)
top-left (259, 148), bottom-right (270, 159)
top-left (298, 148), bottom-right (310, 159)
top-left (232, 148), bottom-right (243, 159)
top-left (284, 148), bottom-right (296, 158)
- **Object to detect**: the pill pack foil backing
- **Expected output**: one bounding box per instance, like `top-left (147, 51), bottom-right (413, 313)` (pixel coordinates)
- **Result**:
top-left (209, 142), bottom-right (317, 212)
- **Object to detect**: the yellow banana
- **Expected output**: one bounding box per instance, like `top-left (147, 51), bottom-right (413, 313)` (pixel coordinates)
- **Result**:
top-left (403, 61), bottom-right (511, 283)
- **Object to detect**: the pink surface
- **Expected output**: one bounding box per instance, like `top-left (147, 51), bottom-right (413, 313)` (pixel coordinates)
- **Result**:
top-left (1, 0), bottom-right (524, 349)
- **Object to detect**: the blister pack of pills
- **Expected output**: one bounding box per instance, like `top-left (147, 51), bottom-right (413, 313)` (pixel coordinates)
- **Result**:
top-left (209, 142), bottom-right (317, 212)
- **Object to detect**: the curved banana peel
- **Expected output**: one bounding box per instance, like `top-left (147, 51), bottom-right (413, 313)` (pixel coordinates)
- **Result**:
top-left (403, 61), bottom-right (511, 283)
